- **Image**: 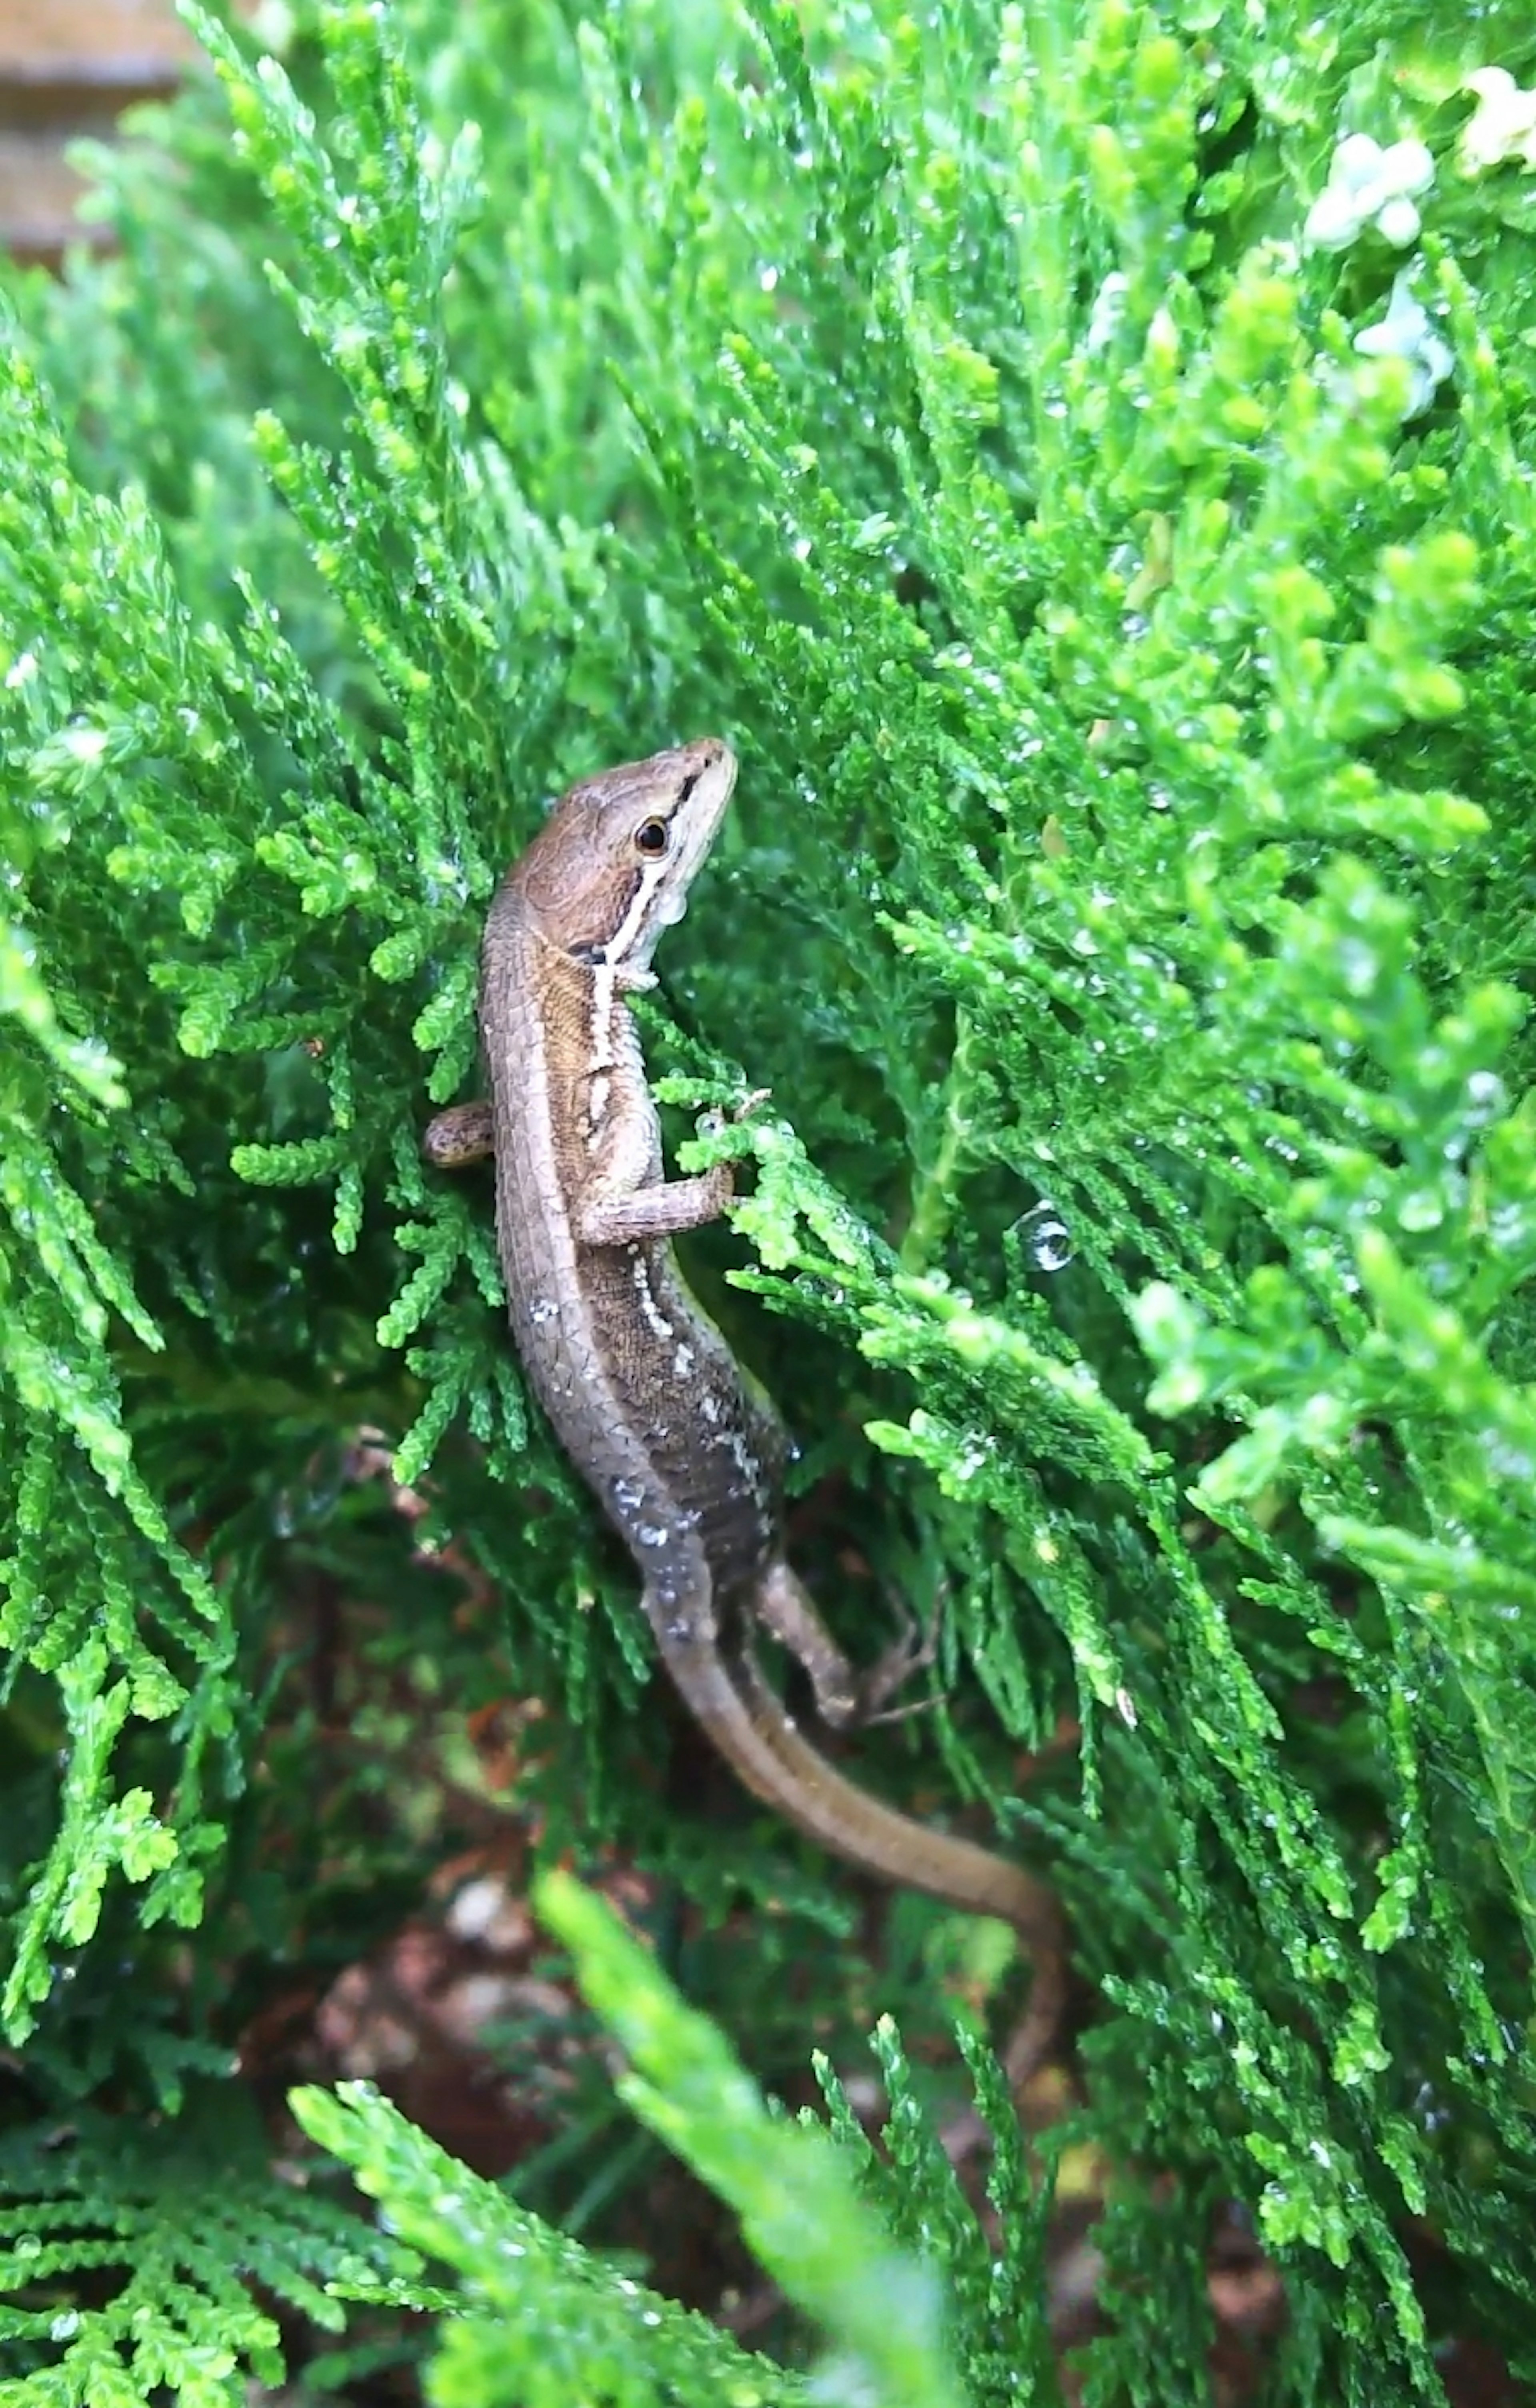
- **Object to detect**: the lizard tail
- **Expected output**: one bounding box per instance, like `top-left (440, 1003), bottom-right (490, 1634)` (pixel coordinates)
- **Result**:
top-left (662, 1627), bottom-right (1068, 2105)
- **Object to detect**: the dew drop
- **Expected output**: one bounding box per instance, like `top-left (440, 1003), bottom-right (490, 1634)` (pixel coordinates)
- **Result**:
top-left (1015, 1198), bottom-right (1074, 1272)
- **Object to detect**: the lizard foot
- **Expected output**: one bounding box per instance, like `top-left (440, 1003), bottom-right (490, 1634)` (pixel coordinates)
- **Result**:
top-left (842, 1584), bottom-right (945, 1727)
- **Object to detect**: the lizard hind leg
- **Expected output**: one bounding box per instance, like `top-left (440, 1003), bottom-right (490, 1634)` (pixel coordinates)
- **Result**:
top-left (754, 1558), bottom-right (940, 1732)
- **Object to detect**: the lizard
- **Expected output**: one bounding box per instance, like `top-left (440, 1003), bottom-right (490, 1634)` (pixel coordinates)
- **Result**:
top-left (422, 737), bottom-right (1065, 2090)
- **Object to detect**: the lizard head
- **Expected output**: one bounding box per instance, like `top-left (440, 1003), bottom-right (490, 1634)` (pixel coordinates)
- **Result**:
top-left (512, 738), bottom-right (738, 974)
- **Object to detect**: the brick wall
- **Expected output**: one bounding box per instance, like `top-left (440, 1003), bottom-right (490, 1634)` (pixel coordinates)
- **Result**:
top-left (0, 0), bottom-right (198, 265)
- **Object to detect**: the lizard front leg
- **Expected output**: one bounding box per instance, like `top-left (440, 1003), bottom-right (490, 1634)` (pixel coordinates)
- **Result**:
top-left (573, 1086), bottom-right (751, 1246)
top-left (422, 1098), bottom-right (494, 1166)
top-left (425, 1105), bottom-right (736, 1237)
top-left (574, 1163), bottom-right (732, 1246)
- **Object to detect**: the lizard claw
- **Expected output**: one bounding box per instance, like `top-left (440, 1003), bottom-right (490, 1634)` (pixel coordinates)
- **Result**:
top-left (696, 1088), bottom-right (772, 1141)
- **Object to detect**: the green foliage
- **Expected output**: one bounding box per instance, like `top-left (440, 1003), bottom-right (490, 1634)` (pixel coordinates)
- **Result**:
top-left (294, 1872), bottom-right (1018, 2408)
top-left (3, 0), bottom-right (1536, 2398)
top-left (0, 2100), bottom-right (421, 2406)
top-left (298, 2075), bottom-right (791, 2408)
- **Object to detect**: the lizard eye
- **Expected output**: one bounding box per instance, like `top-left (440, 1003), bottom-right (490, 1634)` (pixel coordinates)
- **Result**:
top-left (634, 817), bottom-right (671, 858)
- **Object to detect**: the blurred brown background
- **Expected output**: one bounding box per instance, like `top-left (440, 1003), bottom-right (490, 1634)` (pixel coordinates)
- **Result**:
top-left (0, 0), bottom-right (199, 264)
